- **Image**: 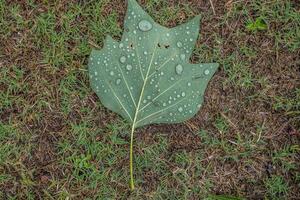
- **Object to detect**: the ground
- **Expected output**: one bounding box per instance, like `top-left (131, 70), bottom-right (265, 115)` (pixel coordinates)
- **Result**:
top-left (0, 0), bottom-right (299, 199)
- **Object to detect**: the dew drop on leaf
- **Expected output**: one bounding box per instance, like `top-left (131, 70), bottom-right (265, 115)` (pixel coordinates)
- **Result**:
top-left (180, 54), bottom-right (186, 61)
top-left (181, 92), bottom-right (186, 97)
top-left (120, 56), bottom-right (126, 63)
top-left (177, 42), bottom-right (183, 48)
top-left (116, 78), bottom-right (121, 85)
top-left (204, 69), bottom-right (210, 75)
top-left (126, 64), bottom-right (133, 71)
top-left (138, 20), bottom-right (153, 32)
top-left (175, 64), bottom-right (183, 75)
top-left (110, 71), bottom-right (115, 76)
top-left (178, 107), bottom-right (183, 112)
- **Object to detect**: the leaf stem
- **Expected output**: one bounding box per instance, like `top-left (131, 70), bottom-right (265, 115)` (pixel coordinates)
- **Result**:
top-left (130, 124), bottom-right (135, 190)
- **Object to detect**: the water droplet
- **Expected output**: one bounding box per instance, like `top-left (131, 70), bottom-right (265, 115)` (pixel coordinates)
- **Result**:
top-left (178, 107), bottom-right (183, 112)
top-left (181, 92), bottom-right (186, 97)
top-left (177, 42), bottom-right (183, 48)
top-left (166, 33), bottom-right (170, 37)
top-left (138, 20), bottom-right (152, 32)
top-left (116, 78), bottom-right (121, 85)
top-left (204, 69), bottom-right (210, 75)
top-left (170, 77), bottom-right (175, 81)
top-left (120, 56), bottom-right (126, 63)
top-left (94, 71), bottom-right (98, 76)
top-left (147, 96), bottom-right (151, 100)
top-left (119, 43), bottom-right (124, 48)
top-left (110, 71), bottom-right (114, 76)
top-left (163, 103), bottom-right (167, 106)
top-left (144, 51), bottom-right (148, 55)
top-left (175, 64), bottom-right (183, 75)
top-left (126, 64), bottom-right (132, 71)
top-left (143, 99), bottom-right (147, 103)
top-left (187, 82), bottom-right (191, 86)
top-left (180, 54), bottom-right (186, 61)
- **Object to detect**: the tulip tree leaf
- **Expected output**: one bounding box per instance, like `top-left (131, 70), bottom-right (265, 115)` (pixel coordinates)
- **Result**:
top-left (88, 0), bottom-right (219, 189)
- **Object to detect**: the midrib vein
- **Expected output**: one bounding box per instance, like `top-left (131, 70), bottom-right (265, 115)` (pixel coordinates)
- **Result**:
top-left (131, 45), bottom-right (157, 129)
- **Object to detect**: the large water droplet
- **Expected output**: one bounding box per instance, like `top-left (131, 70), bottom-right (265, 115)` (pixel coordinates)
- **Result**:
top-left (120, 56), bottom-right (126, 63)
top-left (116, 78), bottom-right (121, 85)
top-left (175, 64), bottom-right (183, 75)
top-left (138, 20), bottom-right (152, 32)
top-left (204, 69), bottom-right (210, 75)
top-left (177, 42), bottom-right (183, 48)
top-left (126, 64), bottom-right (132, 71)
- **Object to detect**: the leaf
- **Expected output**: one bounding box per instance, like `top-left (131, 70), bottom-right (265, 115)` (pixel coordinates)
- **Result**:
top-left (88, 0), bottom-right (219, 189)
top-left (246, 17), bottom-right (267, 31)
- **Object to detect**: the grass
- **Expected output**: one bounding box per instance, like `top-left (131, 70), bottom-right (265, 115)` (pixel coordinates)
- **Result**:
top-left (0, 0), bottom-right (299, 199)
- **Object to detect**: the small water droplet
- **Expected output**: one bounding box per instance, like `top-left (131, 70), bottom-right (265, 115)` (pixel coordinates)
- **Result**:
top-left (187, 82), bottom-right (191, 86)
top-left (204, 69), bottom-right (210, 75)
top-left (120, 56), bottom-right (126, 63)
top-left (138, 20), bottom-right (152, 32)
top-left (180, 54), bottom-right (186, 61)
top-left (144, 51), bottom-right (148, 55)
top-left (126, 64), bottom-right (133, 71)
top-left (116, 78), bottom-right (121, 85)
top-left (119, 43), bottom-right (124, 48)
top-left (177, 42), bottom-right (183, 48)
top-left (163, 103), bottom-right (167, 106)
top-left (110, 71), bottom-right (114, 76)
top-left (175, 64), bottom-right (183, 75)
top-left (143, 99), bottom-right (147, 103)
top-left (94, 71), bottom-right (98, 76)
top-left (170, 77), bottom-right (175, 81)
top-left (181, 92), bottom-right (186, 97)
top-left (178, 107), bottom-right (183, 112)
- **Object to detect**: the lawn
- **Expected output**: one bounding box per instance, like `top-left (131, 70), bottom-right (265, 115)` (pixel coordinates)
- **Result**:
top-left (0, 0), bottom-right (299, 199)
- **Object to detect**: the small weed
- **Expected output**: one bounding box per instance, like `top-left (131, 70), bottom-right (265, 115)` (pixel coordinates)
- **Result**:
top-left (246, 17), bottom-right (267, 32)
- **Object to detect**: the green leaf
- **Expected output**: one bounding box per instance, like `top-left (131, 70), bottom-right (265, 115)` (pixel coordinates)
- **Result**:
top-left (88, 0), bottom-right (218, 189)
top-left (246, 17), bottom-right (267, 31)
